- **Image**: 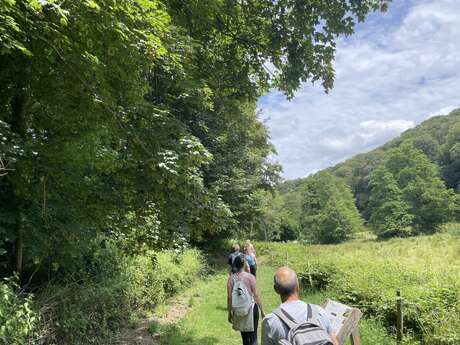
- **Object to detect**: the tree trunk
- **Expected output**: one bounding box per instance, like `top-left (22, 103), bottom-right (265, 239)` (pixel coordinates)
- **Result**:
top-left (15, 214), bottom-right (24, 275)
top-left (10, 79), bottom-right (30, 276)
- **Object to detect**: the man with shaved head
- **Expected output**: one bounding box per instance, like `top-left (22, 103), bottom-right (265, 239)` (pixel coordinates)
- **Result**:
top-left (262, 267), bottom-right (338, 345)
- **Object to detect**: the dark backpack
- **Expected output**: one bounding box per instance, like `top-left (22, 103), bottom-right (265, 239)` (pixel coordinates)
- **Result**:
top-left (229, 252), bottom-right (241, 273)
top-left (273, 304), bottom-right (333, 345)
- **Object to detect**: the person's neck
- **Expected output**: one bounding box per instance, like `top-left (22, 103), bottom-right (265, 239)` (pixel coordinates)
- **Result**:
top-left (281, 293), bottom-right (300, 303)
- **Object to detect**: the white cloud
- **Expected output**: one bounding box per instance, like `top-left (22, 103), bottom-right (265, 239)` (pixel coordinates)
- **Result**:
top-left (429, 105), bottom-right (458, 117)
top-left (260, 0), bottom-right (460, 179)
top-left (359, 120), bottom-right (414, 133)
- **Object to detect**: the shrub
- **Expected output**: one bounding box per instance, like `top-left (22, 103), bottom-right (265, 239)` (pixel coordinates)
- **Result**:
top-left (0, 279), bottom-right (36, 345)
top-left (33, 245), bottom-right (204, 344)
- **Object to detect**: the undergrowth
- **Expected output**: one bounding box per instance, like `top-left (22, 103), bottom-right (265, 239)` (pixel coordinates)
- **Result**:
top-left (257, 227), bottom-right (460, 345)
top-left (0, 278), bottom-right (36, 345)
top-left (1, 243), bottom-right (204, 345)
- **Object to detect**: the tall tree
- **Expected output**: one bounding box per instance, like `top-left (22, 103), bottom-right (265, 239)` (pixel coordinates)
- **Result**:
top-left (0, 0), bottom-right (391, 278)
top-left (300, 172), bottom-right (363, 244)
top-left (369, 168), bottom-right (413, 238)
top-left (369, 144), bottom-right (456, 234)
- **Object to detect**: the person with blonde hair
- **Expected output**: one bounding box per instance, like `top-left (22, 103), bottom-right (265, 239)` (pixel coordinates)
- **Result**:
top-left (245, 240), bottom-right (256, 256)
top-left (244, 240), bottom-right (257, 277)
top-left (244, 243), bottom-right (257, 277)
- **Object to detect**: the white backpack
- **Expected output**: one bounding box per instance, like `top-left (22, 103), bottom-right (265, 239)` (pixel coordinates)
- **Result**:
top-left (231, 274), bottom-right (254, 317)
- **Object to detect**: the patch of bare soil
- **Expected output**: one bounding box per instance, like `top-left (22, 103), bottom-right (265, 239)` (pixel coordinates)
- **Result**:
top-left (113, 292), bottom-right (192, 345)
top-left (114, 318), bottom-right (158, 345)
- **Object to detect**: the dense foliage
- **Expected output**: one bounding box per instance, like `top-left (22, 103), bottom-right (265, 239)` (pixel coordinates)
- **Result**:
top-left (0, 0), bottom-right (389, 278)
top-left (33, 247), bottom-right (204, 344)
top-left (299, 172), bottom-right (363, 243)
top-left (256, 189), bottom-right (302, 241)
top-left (258, 226), bottom-right (460, 345)
top-left (264, 110), bottom-right (460, 241)
top-left (331, 109), bottom-right (460, 218)
top-left (369, 144), bottom-right (455, 237)
top-left (0, 279), bottom-right (36, 345)
top-left (0, 0), bottom-right (390, 342)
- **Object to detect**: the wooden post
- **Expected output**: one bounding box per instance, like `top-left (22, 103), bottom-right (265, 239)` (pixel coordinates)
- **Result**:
top-left (285, 251), bottom-right (289, 266)
top-left (350, 328), bottom-right (361, 345)
top-left (323, 299), bottom-right (362, 345)
top-left (336, 308), bottom-right (362, 345)
top-left (396, 289), bottom-right (403, 343)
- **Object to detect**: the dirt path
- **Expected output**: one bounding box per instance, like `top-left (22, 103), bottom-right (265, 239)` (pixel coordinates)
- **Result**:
top-left (114, 318), bottom-right (157, 345)
top-left (114, 291), bottom-right (193, 345)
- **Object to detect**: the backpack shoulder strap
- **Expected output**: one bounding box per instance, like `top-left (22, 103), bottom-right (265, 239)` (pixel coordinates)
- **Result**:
top-left (231, 274), bottom-right (238, 289)
top-left (272, 307), bottom-right (298, 330)
top-left (304, 304), bottom-right (322, 328)
top-left (307, 303), bottom-right (313, 319)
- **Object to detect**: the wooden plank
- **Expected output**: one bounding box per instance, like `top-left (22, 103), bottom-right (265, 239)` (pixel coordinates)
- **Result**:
top-left (336, 308), bottom-right (362, 345)
top-left (350, 328), bottom-right (361, 345)
top-left (322, 299), bottom-right (362, 345)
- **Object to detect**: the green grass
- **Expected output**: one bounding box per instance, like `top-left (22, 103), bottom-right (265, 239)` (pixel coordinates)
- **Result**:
top-left (257, 231), bottom-right (460, 344)
top-left (155, 264), bottom-right (396, 345)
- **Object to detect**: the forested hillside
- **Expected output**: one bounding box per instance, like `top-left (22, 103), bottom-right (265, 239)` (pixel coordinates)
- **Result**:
top-left (263, 109), bottom-right (460, 241)
top-left (330, 109), bottom-right (460, 218)
top-left (0, 1), bottom-right (390, 343)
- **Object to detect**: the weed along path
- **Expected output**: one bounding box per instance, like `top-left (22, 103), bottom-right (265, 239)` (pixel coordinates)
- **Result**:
top-left (119, 261), bottom-right (395, 345)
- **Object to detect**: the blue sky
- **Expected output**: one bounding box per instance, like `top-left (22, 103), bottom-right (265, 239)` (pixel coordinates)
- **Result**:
top-left (259, 0), bottom-right (460, 179)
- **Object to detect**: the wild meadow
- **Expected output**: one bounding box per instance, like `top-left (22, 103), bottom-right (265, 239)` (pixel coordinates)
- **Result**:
top-left (257, 225), bottom-right (460, 345)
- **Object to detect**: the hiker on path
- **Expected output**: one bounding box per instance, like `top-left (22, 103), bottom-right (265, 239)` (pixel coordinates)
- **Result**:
top-left (244, 243), bottom-right (257, 277)
top-left (228, 243), bottom-right (242, 273)
top-left (227, 254), bottom-right (265, 345)
top-left (261, 267), bottom-right (338, 345)
top-left (245, 240), bottom-right (257, 258)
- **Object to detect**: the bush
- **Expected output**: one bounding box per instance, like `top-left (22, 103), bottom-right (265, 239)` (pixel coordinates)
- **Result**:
top-left (129, 249), bottom-right (204, 310)
top-left (33, 245), bottom-right (204, 344)
top-left (0, 279), bottom-right (36, 345)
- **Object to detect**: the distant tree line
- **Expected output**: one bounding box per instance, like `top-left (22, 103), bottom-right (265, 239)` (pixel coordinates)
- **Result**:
top-left (261, 110), bottom-right (460, 243)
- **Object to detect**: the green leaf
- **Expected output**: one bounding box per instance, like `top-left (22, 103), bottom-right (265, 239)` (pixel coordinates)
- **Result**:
top-left (27, 0), bottom-right (42, 10)
top-left (59, 16), bottom-right (68, 26)
top-left (85, 0), bottom-right (100, 10)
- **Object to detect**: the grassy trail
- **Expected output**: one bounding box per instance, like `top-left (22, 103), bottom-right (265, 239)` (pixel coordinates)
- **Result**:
top-left (157, 263), bottom-right (396, 345)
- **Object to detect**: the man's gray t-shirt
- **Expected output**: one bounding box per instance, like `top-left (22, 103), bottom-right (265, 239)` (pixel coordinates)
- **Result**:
top-left (262, 300), bottom-right (333, 345)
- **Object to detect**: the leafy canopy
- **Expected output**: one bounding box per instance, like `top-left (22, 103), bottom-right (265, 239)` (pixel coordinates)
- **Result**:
top-left (300, 172), bottom-right (363, 244)
top-left (369, 144), bottom-right (456, 235)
